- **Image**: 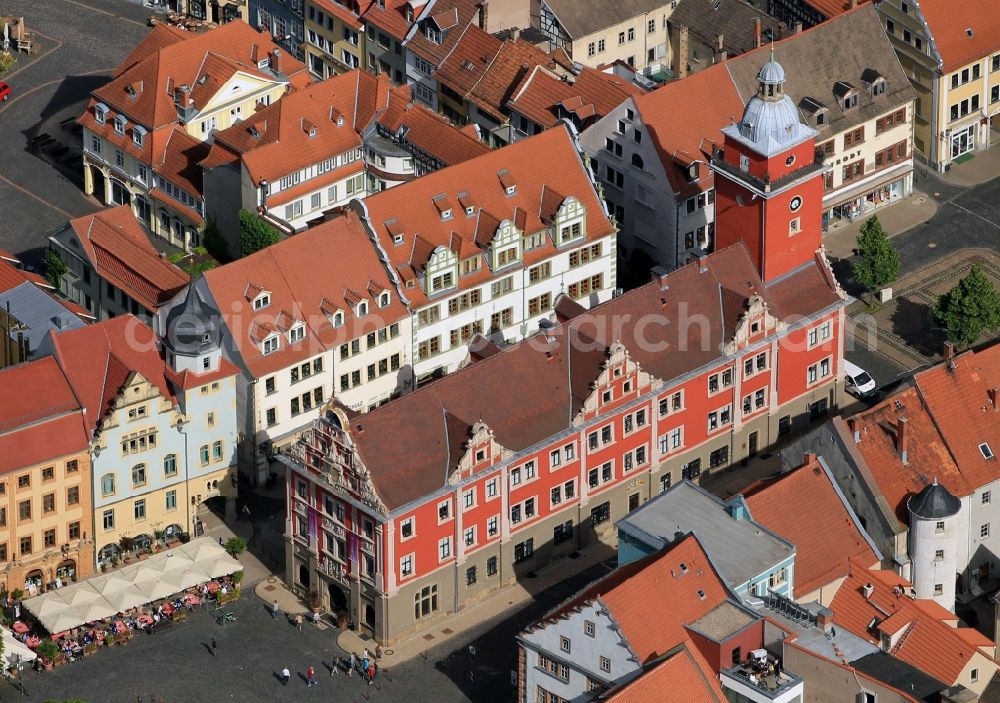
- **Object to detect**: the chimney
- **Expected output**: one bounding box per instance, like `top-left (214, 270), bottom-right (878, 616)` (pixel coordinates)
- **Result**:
top-left (713, 33), bottom-right (727, 63)
top-left (478, 0), bottom-right (488, 31)
top-left (802, 450), bottom-right (815, 467)
top-left (753, 17), bottom-right (762, 48)
top-left (990, 388), bottom-right (999, 411)
top-left (815, 607), bottom-right (834, 633)
top-left (862, 582), bottom-right (874, 599)
top-left (677, 26), bottom-right (689, 79)
top-left (850, 0), bottom-right (858, 7)
top-left (847, 417), bottom-right (861, 444)
top-left (897, 417), bottom-right (908, 465)
top-left (944, 341), bottom-right (956, 370)
top-left (793, 21), bottom-right (803, 34)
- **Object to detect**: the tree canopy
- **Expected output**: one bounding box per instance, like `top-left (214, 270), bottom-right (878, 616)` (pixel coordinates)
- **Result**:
top-left (852, 216), bottom-right (900, 294)
top-left (238, 209), bottom-right (281, 257)
top-left (934, 264), bottom-right (1000, 347)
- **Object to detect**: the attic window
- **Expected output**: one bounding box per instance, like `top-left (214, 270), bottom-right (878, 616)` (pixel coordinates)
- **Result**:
top-left (393, 234), bottom-right (404, 245)
top-left (113, 115), bottom-right (127, 135)
top-left (966, 28), bottom-right (974, 37)
top-left (981, 443), bottom-right (995, 460)
top-left (679, 562), bottom-right (688, 572)
top-left (262, 335), bottom-right (279, 355)
top-left (197, 75), bottom-right (208, 85)
top-left (309, 127), bottom-right (317, 137)
top-left (465, 205), bottom-right (475, 216)
top-left (425, 25), bottom-right (442, 43)
top-left (356, 301), bottom-right (368, 318)
top-left (253, 293), bottom-right (271, 310)
top-left (378, 291), bottom-right (390, 308)
top-left (461, 60), bottom-right (476, 71)
top-left (331, 311), bottom-right (344, 328)
top-left (697, 589), bottom-right (706, 599)
top-left (288, 323), bottom-right (306, 343)
top-left (687, 163), bottom-right (699, 181)
top-left (94, 103), bottom-right (108, 123)
top-left (336, 115), bottom-right (345, 126)
top-left (132, 126), bottom-right (146, 148)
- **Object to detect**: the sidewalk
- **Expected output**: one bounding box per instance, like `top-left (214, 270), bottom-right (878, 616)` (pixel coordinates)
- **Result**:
top-left (822, 189), bottom-right (937, 260)
top-left (933, 139), bottom-right (1000, 188)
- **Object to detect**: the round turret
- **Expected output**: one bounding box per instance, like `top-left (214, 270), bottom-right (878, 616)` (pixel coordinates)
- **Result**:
top-left (907, 479), bottom-right (961, 612)
top-left (164, 283), bottom-right (222, 357)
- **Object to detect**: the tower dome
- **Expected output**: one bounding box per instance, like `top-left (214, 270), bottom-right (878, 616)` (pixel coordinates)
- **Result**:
top-left (164, 283), bottom-right (222, 359)
top-left (907, 479), bottom-right (961, 520)
top-left (724, 52), bottom-right (816, 157)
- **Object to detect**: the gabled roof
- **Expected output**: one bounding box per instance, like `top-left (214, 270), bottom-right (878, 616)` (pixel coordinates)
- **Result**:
top-left (200, 210), bottom-right (406, 378)
top-left (544, 535), bottom-right (743, 664)
top-left (600, 640), bottom-right (727, 702)
top-left (210, 71), bottom-right (375, 184)
top-left (91, 21), bottom-right (308, 129)
top-left (63, 205), bottom-right (188, 312)
top-left (360, 125), bottom-right (614, 307)
top-left (0, 357), bottom-right (89, 473)
top-left (508, 64), bottom-right (646, 130)
top-left (404, 0), bottom-right (480, 67)
top-left (375, 84), bottom-right (491, 165)
top-left (345, 243), bottom-right (844, 511)
top-left (47, 316), bottom-right (181, 435)
top-left (913, 344), bottom-right (1000, 489)
top-left (916, 0), bottom-right (1000, 72)
top-left (745, 456), bottom-right (881, 597)
top-left (830, 562), bottom-right (994, 686)
top-left (847, 386), bottom-right (970, 523)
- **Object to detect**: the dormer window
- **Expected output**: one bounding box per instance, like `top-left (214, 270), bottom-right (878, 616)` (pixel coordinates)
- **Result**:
top-left (262, 335), bottom-right (279, 355)
top-left (405, 6), bottom-right (414, 21)
top-left (253, 293), bottom-right (271, 310)
top-left (378, 291), bottom-right (390, 308)
top-left (113, 115), bottom-right (127, 135)
top-left (505, 185), bottom-right (516, 196)
top-left (309, 127), bottom-right (317, 137)
top-left (132, 125), bottom-right (146, 148)
top-left (94, 103), bottom-right (108, 124)
top-left (392, 233), bottom-right (404, 245)
top-left (687, 162), bottom-right (700, 181)
top-left (425, 24), bottom-right (442, 43)
top-left (440, 208), bottom-right (452, 220)
top-left (465, 205), bottom-right (475, 216)
top-left (357, 301), bottom-right (368, 318)
top-left (330, 310), bottom-right (344, 328)
top-left (288, 324), bottom-right (306, 343)
top-left (834, 81), bottom-right (859, 110)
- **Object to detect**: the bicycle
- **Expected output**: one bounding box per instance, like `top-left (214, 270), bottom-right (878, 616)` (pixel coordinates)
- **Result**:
top-left (215, 608), bottom-right (237, 625)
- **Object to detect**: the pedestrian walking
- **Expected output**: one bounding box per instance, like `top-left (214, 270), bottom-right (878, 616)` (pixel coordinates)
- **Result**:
top-left (367, 664), bottom-right (375, 686)
top-left (363, 647), bottom-right (370, 661)
top-left (307, 665), bottom-right (317, 687)
top-left (295, 613), bottom-right (304, 631)
top-left (272, 600), bottom-right (280, 620)
top-left (331, 655), bottom-right (339, 676)
top-left (362, 655), bottom-right (370, 677)
top-left (280, 667), bottom-right (291, 686)
top-left (218, 537), bottom-right (224, 547)
top-left (348, 652), bottom-right (356, 676)
top-left (375, 644), bottom-right (383, 661)
top-left (211, 637), bottom-right (217, 656)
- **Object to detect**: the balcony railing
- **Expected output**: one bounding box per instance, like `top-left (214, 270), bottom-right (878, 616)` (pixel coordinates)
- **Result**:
top-left (720, 663), bottom-right (802, 701)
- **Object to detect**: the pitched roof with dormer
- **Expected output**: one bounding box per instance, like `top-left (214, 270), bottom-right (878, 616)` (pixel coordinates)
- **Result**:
top-left (199, 210), bottom-right (406, 377)
top-left (404, 0), bottom-right (480, 67)
top-left (915, 0), bottom-right (1000, 72)
top-left (359, 125), bottom-right (614, 308)
top-left (830, 561), bottom-right (994, 687)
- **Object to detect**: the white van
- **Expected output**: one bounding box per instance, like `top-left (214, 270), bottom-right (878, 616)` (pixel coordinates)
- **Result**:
top-left (844, 360), bottom-right (876, 398)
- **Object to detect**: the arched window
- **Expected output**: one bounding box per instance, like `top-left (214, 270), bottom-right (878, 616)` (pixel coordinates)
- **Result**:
top-left (631, 153), bottom-right (644, 170)
top-left (357, 301), bottom-right (368, 318)
top-left (132, 463), bottom-right (146, 487)
top-left (379, 292), bottom-right (390, 308)
top-left (332, 311), bottom-right (344, 328)
top-left (101, 473), bottom-right (116, 496)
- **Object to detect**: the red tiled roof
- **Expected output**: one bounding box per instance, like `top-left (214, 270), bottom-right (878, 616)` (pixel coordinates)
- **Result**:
top-left (164, 356), bottom-right (241, 391)
top-left (200, 210), bottom-right (407, 377)
top-left (745, 456), bottom-right (880, 598)
top-left (548, 536), bottom-right (737, 664)
top-left (48, 316), bottom-right (180, 435)
top-left (508, 64), bottom-right (646, 130)
top-left (348, 243), bottom-right (843, 510)
top-left (803, 0), bottom-right (870, 19)
top-left (211, 71), bottom-right (375, 184)
top-left (0, 256), bottom-right (52, 293)
top-left (405, 0), bottom-right (480, 66)
top-left (634, 60), bottom-right (743, 197)
top-left (360, 125), bottom-right (614, 308)
top-left (154, 126), bottom-right (211, 197)
top-left (0, 357), bottom-right (89, 473)
top-left (360, 0), bottom-right (422, 40)
top-left (67, 205), bottom-right (189, 311)
top-left (847, 387), bottom-right (970, 523)
top-left (916, 0), bottom-right (1000, 72)
top-left (913, 344), bottom-right (1000, 489)
top-left (376, 84), bottom-right (490, 165)
top-left (433, 26), bottom-right (504, 116)
top-left (830, 562), bottom-right (994, 686)
top-left (92, 21), bottom-right (307, 130)
top-left (603, 641), bottom-right (727, 702)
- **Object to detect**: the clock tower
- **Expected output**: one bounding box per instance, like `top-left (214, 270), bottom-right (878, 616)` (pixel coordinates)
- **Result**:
top-left (711, 53), bottom-right (828, 283)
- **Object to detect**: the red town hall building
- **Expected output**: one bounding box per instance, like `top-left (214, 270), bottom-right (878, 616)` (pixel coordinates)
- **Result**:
top-left (280, 56), bottom-right (850, 644)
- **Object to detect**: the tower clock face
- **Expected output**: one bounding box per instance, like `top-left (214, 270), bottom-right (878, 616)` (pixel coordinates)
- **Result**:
top-left (789, 195), bottom-right (803, 212)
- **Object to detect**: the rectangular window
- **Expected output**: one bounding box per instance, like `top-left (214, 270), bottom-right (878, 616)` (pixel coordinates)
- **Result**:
top-left (514, 538), bottom-right (534, 563)
top-left (103, 509), bottom-right (115, 530)
top-left (67, 486), bottom-right (79, 505)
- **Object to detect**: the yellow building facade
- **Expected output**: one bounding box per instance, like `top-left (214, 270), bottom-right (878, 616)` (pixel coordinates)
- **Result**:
top-left (303, 0), bottom-right (365, 79)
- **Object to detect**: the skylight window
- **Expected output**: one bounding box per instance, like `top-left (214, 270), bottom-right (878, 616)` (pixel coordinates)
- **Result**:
top-left (981, 443), bottom-right (994, 460)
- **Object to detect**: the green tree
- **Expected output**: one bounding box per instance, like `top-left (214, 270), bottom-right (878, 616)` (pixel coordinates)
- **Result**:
top-left (852, 216), bottom-right (900, 296)
top-left (0, 51), bottom-right (15, 79)
top-left (934, 264), bottom-right (1000, 347)
top-left (238, 209), bottom-right (281, 257)
top-left (224, 536), bottom-right (247, 556)
top-left (43, 249), bottom-right (68, 288)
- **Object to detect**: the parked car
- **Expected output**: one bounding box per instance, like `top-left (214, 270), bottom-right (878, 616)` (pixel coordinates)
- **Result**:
top-left (844, 359), bottom-right (877, 398)
top-left (0, 82), bottom-right (10, 101)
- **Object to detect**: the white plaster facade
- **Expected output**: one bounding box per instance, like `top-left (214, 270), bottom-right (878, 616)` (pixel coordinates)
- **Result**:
top-left (519, 600), bottom-right (642, 702)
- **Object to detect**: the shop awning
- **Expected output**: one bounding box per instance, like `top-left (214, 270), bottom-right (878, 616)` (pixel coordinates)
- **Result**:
top-left (2, 627), bottom-right (37, 665)
top-left (23, 538), bottom-right (242, 633)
